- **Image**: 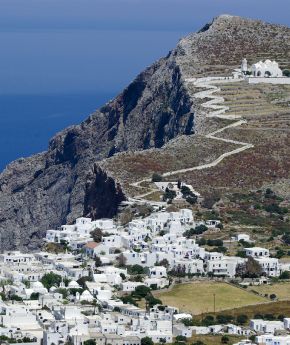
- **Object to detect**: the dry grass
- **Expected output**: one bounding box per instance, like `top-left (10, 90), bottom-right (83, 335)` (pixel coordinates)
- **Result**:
top-left (187, 334), bottom-right (243, 345)
top-left (197, 300), bottom-right (290, 319)
top-left (154, 281), bottom-right (266, 315)
top-left (248, 282), bottom-right (290, 300)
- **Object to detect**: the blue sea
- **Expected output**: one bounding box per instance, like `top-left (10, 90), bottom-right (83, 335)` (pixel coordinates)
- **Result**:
top-left (0, 92), bottom-right (114, 171)
top-left (2, 0), bottom-right (289, 172)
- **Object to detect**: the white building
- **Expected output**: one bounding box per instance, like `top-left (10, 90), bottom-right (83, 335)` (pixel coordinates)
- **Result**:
top-left (255, 257), bottom-right (280, 277)
top-left (251, 60), bottom-right (283, 78)
top-left (245, 247), bottom-right (269, 258)
top-left (256, 334), bottom-right (290, 345)
top-left (250, 319), bottom-right (284, 333)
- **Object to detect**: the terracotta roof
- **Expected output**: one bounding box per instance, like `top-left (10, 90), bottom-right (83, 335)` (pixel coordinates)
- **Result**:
top-left (84, 241), bottom-right (98, 249)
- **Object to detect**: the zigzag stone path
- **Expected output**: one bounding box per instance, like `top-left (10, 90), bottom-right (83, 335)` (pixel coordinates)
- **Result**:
top-left (128, 76), bottom-right (254, 203)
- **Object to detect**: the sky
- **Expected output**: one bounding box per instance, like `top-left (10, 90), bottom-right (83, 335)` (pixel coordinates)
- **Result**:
top-left (1, 0), bottom-right (290, 95)
top-left (0, 0), bottom-right (290, 169)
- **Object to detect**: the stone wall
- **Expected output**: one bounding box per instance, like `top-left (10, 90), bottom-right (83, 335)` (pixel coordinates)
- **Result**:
top-left (247, 77), bottom-right (290, 84)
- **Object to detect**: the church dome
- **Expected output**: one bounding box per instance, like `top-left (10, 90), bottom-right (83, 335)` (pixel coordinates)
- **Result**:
top-left (32, 281), bottom-right (44, 288)
top-left (68, 281), bottom-right (80, 288)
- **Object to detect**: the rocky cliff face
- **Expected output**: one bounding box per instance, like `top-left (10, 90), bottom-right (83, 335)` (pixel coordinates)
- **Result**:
top-left (0, 14), bottom-right (289, 251)
top-left (0, 39), bottom-right (193, 251)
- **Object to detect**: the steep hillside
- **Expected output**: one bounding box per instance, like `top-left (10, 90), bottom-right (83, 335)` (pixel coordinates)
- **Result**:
top-left (0, 14), bottom-right (290, 250)
top-left (0, 36), bottom-right (193, 251)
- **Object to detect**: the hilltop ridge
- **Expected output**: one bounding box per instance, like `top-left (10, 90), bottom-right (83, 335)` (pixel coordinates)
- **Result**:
top-left (0, 15), bottom-right (290, 250)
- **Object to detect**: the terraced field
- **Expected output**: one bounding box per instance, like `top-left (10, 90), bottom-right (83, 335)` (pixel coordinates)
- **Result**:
top-left (154, 281), bottom-right (266, 315)
top-left (101, 17), bottom-right (290, 201)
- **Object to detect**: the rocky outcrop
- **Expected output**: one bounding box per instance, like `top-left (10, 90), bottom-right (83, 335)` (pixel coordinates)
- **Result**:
top-left (0, 14), bottom-right (289, 250)
top-left (0, 38), bottom-right (193, 251)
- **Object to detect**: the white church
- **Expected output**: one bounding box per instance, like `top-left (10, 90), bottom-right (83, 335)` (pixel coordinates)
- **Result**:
top-left (241, 58), bottom-right (283, 78)
top-left (238, 58), bottom-right (290, 84)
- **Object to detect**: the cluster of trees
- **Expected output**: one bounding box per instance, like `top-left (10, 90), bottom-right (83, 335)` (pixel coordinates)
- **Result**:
top-left (182, 313), bottom-right (249, 327)
top-left (197, 238), bottom-right (227, 254)
top-left (274, 247), bottom-right (290, 259)
top-left (151, 173), bottom-right (163, 182)
top-left (252, 313), bottom-right (286, 320)
top-left (121, 285), bottom-right (162, 309)
top-left (180, 185), bottom-right (198, 205)
top-left (174, 333), bottom-right (232, 345)
top-left (84, 340), bottom-right (96, 345)
top-left (127, 264), bottom-right (148, 275)
top-left (183, 225), bottom-right (208, 238)
top-left (41, 272), bottom-right (63, 290)
top-left (264, 203), bottom-right (288, 215)
top-left (116, 253), bottom-right (127, 267)
top-left (280, 271), bottom-right (290, 279)
top-left (282, 234), bottom-right (290, 245)
top-left (90, 228), bottom-right (103, 243)
top-left (0, 336), bottom-right (36, 344)
top-left (163, 188), bottom-right (177, 202)
top-left (236, 256), bottom-right (263, 278)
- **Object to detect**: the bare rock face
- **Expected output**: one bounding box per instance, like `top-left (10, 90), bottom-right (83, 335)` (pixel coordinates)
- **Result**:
top-left (0, 15), bottom-right (289, 251)
top-left (0, 39), bottom-right (193, 251)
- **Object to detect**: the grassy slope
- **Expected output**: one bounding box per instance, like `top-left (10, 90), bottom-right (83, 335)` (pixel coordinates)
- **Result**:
top-left (188, 335), bottom-right (244, 345)
top-left (248, 282), bottom-right (290, 300)
top-left (154, 281), bottom-right (266, 315)
top-left (198, 300), bottom-right (290, 319)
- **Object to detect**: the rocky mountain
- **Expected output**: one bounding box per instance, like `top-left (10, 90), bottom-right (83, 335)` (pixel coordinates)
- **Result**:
top-left (0, 15), bottom-right (290, 251)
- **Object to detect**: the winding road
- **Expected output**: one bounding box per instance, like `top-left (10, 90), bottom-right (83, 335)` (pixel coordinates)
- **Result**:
top-left (127, 76), bottom-right (254, 203)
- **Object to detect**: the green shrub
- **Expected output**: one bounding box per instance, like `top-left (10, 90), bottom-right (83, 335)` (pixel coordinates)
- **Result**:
top-left (152, 173), bottom-right (163, 182)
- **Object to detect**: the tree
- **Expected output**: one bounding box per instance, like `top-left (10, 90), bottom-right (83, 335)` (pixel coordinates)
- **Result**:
top-left (10, 294), bottom-right (23, 301)
top-left (56, 288), bottom-right (68, 299)
top-left (120, 273), bottom-right (126, 281)
top-left (236, 314), bottom-right (248, 325)
top-left (236, 257), bottom-right (263, 278)
top-left (207, 239), bottom-right (223, 247)
top-left (77, 276), bottom-right (93, 289)
top-left (152, 173), bottom-right (163, 182)
top-left (249, 335), bottom-right (256, 342)
top-left (133, 285), bottom-right (151, 298)
top-left (176, 336), bottom-right (187, 342)
top-left (282, 234), bottom-right (290, 245)
top-left (270, 293), bottom-right (277, 300)
top-left (41, 272), bottom-right (62, 290)
top-left (141, 337), bottom-right (154, 345)
top-left (90, 228), bottom-right (103, 243)
top-left (157, 259), bottom-right (169, 268)
top-left (201, 315), bottom-right (215, 326)
top-left (221, 335), bottom-right (229, 344)
top-left (120, 295), bottom-right (138, 306)
top-left (84, 340), bottom-right (96, 345)
top-left (194, 225), bottom-right (208, 235)
top-left (279, 271), bottom-right (290, 280)
top-left (30, 292), bottom-right (40, 300)
top-left (146, 294), bottom-right (162, 308)
top-left (94, 256), bottom-right (102, 267)
top-left (186, 196), bottom-right (198, 205)
top-left (216, 314), bottom-right (233, 324)
top-left (128, 264), bottom-right (145, 275)
top-left (116, 253), bottom-right (127, 267)
top-left (163, 188), bottom-right (177, 202)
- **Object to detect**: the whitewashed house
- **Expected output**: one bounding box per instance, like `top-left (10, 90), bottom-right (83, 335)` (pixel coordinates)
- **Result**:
top-left (245, 247), bottom-right (269, 258)
top-left (256, 334), bottom-right (290, 345)
top-left (250, 319), bottom-right (284, 333)
top-left (255, 257), bottom-right (280, 277)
